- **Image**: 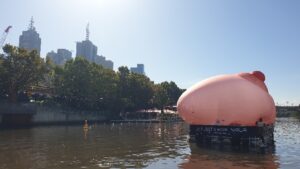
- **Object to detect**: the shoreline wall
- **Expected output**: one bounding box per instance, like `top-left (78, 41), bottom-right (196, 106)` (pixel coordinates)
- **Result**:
top-left (0, 103), bottom-right (108, 126)
top-left (33, 106), bottom-right (107, 124)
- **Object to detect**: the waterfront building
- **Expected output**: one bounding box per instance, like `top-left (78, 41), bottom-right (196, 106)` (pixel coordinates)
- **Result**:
top-left (46, 49), bottom-right (72, 65)
top-left (130, 64), bottom-right (145, 75)
top-left (19, 17), bottom-right (41, 55)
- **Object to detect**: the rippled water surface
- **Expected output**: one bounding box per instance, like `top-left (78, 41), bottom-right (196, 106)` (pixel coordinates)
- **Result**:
top-left (0, 118), bottom-right (299, 169)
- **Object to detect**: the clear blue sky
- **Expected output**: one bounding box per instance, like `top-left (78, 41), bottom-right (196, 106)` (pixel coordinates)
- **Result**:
top-left (1, 0), bottom-right (300, 105)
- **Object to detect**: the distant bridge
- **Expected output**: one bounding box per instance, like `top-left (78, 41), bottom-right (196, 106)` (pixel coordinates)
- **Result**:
top-left (276, 106), bottom-right (300, 117)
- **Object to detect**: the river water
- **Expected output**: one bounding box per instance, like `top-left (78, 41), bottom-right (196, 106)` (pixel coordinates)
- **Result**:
top-left (0, 118), bottom-right (299, 169)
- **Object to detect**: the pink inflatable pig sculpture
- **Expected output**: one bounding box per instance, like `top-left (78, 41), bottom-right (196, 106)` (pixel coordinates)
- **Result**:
top-left (177, 71), bottom-right (276, 126)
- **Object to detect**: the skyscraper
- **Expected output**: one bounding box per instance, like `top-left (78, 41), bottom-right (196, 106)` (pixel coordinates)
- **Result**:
top-left (130, 64), bottom-right (145, 75)
top-left (19, 17), bottom-right (41, 55)
top-left (76, 24), bottom-right (98, 62)
top-left (76, 40), bottom-right (97, 62)
top-left (76, 24), bottom-right (114, 69)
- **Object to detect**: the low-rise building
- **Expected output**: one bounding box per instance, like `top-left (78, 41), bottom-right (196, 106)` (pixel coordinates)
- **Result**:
top-left (46, 49), bottom-right (72, 65)
top-left (130, 64), bottom-right (145, 75)
top-left (94, 55), bottom-right (113, 69)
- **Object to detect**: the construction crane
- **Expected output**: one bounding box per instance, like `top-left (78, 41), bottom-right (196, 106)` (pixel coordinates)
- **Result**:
top-left (0, 26), bottom-right (12, 48)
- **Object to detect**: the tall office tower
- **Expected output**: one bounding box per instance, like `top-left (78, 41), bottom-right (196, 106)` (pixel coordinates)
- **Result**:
top-left (76, 24), bottom-right (97, 62)
top-left (19, 17), bottom-right (41, 55)
top-left (76, 24), bottom-right (114, 69)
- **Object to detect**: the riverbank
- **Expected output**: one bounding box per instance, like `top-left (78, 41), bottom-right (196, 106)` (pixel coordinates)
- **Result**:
top-left (0, 103), bottom-right (108, 127)
top-left (276, 106), bottom-right (300, 117)
top-left (0, 103), bottom-right (182, 127)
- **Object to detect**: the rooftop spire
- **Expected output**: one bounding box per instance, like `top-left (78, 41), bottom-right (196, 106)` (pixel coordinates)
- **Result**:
top-left (86, 23), bottom-right (90, 41)
top-left (29, 16), bottom-right (35, 30)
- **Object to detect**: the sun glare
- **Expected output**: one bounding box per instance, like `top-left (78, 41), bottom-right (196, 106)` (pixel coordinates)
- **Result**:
top-left (71, 0), bottom-right (129, 10)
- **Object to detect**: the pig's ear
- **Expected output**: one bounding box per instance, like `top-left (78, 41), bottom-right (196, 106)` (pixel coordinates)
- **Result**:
top-left (251, 71), bottom-right (265, 82)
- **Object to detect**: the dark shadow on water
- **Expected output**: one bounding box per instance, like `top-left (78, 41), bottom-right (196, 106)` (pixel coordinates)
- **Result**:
top-left (194, 140), bottom-right (276, 154)
top-left (179, 142), bottom-right (279, 169)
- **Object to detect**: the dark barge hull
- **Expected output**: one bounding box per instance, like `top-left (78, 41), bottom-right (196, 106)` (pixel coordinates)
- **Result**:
top-left (189, 125), bottom-right (274, 147)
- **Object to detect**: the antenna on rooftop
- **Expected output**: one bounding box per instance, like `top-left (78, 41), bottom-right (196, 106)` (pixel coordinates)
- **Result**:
top-left (29, 16), bottom-right (35, 30)
top-left (86, 23), bottom-right (90, 41)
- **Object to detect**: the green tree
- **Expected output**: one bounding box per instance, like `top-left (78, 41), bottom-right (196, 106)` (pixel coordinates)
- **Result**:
top-left (56, 57), bottom-right (94, 109)
top-left (55, 57), bottom-right (119, 113)
top-left (116, 66), bottom-right (132, 112)
top-left (160, 81), bottom-right (183, 106)
top-left (153, 84), bottom-right (168, 113)
top-left (116, 67), bottom-right (154, 113)
top-left (152, 81), bottom-right (184, 113)
top-left (89, 62), bottom-right (118, 111)
top-left (0, 45), bottom-right (46, 103)
top-left (127, 73), bottom-right (154, 111)
top-left (0, 57), bottom-right (6, 99)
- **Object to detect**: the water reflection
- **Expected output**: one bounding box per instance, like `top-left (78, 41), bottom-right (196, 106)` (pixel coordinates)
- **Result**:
top-left (0, 123), bottom-right (189, 169)
top-left (274, 118), bottom-right (300, 168)
top-left (180, 143), bottom-right (279, 169)
top-left (0, 119), bottom-right (300, 168)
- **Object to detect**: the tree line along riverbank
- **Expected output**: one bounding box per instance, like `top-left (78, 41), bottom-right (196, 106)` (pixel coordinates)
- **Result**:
top-left (0, 44), bottom-right (184, 120)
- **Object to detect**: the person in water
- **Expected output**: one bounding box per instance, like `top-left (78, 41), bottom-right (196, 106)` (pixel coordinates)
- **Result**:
top-left (83, 120), bottom-right (89, 129)
top-left (83, 120), bottom-right (89, 140)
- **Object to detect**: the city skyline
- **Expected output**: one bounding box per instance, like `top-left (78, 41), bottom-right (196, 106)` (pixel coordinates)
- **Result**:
top-left (17, 18), bottom-right (116, 69)
top-left (1, 0), bottom-right (300, 105)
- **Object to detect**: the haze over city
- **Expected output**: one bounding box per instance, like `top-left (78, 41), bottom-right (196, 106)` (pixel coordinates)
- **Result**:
top-left (1, 0), bottom-right (300, 105)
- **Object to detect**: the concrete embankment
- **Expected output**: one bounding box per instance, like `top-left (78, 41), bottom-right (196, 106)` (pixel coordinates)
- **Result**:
top-left (32, 106), bottom-right (107, 125)
top-left (0, 103), bottom-right (107, 126)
